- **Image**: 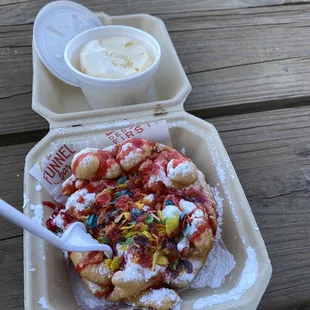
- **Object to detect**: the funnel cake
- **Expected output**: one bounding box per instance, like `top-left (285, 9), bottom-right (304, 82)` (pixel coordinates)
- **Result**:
top-left (47, 138), bottom-right (217, 309)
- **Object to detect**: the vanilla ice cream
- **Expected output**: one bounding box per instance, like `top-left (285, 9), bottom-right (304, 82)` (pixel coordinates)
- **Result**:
top-left (80, 36), bottom-right (154, 79)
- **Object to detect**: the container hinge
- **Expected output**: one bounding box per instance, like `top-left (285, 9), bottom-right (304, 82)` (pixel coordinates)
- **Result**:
top-left (153, 104), bottom-right (169, 117)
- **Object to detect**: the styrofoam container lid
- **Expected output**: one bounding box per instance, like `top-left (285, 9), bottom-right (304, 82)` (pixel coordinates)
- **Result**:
top-left (33, 0), bottom-right (102, 87)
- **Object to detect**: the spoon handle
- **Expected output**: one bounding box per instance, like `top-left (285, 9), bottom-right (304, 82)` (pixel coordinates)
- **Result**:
top-left (0, 199), bottom-right (113, 257)
top-left (0, 198), bottom-right (63, 249)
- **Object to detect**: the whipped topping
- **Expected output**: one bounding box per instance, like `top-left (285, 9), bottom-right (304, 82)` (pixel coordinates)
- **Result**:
top-left (80, 36), bottom-right (153, 79)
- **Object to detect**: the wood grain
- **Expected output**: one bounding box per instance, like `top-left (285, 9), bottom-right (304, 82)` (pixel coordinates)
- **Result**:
top-left (208, 106), bottom-right (310, 310)
top-left (0, 106), bottom-right (310, 309)
top-left (3, 3), bottom-right (310, 135)
top-left (0, 142), bottom-right (35, 240)
top-left (168, 4), bottom-right (310, 115)
top-left (1, 0), bottom-right (309, 27)
top-left (0, 237), bottom-right (23, 310)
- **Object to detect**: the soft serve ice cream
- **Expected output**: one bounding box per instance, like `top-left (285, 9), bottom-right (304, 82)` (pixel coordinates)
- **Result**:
top-left (80, 36), bottom-right (154, 79)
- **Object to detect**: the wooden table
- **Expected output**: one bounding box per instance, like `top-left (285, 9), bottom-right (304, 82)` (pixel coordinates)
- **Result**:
top-left (1, 0), bottom-right (310, 309)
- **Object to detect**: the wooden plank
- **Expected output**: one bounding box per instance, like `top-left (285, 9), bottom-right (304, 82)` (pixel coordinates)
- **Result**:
top-left (4, 4), bottom-right (310, 134)
top-left (0, 236), bottom-right (23, 310)
top-left (0, 142), bottom-right (36, 240)
top-left (208, 106), bottom-right (310, 309)
top-left (167, 4), bottom-right (310, 114)
top-left (1, 0), bottom-right (309, 28)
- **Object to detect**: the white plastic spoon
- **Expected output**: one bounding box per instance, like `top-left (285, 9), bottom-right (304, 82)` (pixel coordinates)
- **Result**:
top-left (0, 199), bottom-right (113, 258)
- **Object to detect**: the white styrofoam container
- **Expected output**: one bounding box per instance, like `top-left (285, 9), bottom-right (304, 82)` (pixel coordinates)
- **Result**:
top-left (25, 11), bottom-right (272, 310)
top-left (32, 12), bottom-right (191, 129)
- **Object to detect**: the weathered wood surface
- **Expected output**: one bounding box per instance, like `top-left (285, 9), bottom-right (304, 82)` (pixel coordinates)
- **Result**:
top-left (0, 142), bottom-right (35, 240)
top-left (2, 106), bottom-right (310, 309)
top-left (0, 237), bottom-right (23, 310)
top-left (2, 0), bottom-right (310, 309)
top-left (210, 107), bottom-right (310, 310)
top-left (1, 0), bottom-right (310, 28)
top-left (4, 2), bottom-right (310, 135)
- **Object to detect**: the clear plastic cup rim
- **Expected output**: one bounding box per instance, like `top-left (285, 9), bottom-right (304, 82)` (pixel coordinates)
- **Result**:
top-left (64, 25), bottom-right (162, 85)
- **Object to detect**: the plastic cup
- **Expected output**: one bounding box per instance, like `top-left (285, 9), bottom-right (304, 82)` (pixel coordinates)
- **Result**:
top-left (64, 25), bottom-right (161, 109)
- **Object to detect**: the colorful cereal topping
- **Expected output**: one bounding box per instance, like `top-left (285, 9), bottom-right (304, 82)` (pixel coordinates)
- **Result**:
top-left (44, 138), bottom-right (218, 310)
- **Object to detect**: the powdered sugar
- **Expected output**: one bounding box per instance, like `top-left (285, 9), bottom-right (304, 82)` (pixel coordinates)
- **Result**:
top-left (211, 187), bottom-right (223, 240)
top-left (193, 247), bottom-right (258, 309)
top-left (190, 240), bottom-right (236, 289)
top-left (179, 200), bottom-right (203, 236)
top-left (179, 199), bottom-right (196, 214)
top-left (35, 183), bottom-right (42, 192)
top-left (162, 205), bottom-right (181, 219)
top-left (72, 148), bottom-right (98, 166)
top-left (167, 160), bottom-right (195, 179)
top-left (116, 243), bottom-right (125, 256)
top-left (224, 159), bottom-right (236, 180)
top-left (38, 296), bottom-right (49, 309)
top-left (187, 224), bottom-right (197, 235)
top-left (139, 288), bottom-right (180, 307)
top-left (103, 145), bottom-right (116, 152)
top-left (148, 164), bottom-right (172, 187)
top-left (69, 263), bottom-right (114, 309)
top-left (62, 174), bottom-right (77, 188)
top-left (145, 194), bottom-right (154, 202)
top-left (191, 209), bottom-right (204, 227)
top-left (187, 185), bottom-right (235, 290)
top-left (52, 211), bottom-right (65, 229)
top-left (80, 154), bottom-right (96, 168)
top-left (177, 237), bottom-right (189, 253)
top-left (97, 264), bottom-right (110, 276)
top-left (121, 142), bottom-right (133, 151)
top-left (30, 204), bottom-right (44, 225)
top-left (121, 149), bottom-right (143, 168)
top-left (207, 136), bottom-right (239, 223)
top-left (85, 280), bottom-right (102, 292)
top-left (65, 188), bottom-right (96, 212)
top-left (117, 255), bottom-right (164, 282)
